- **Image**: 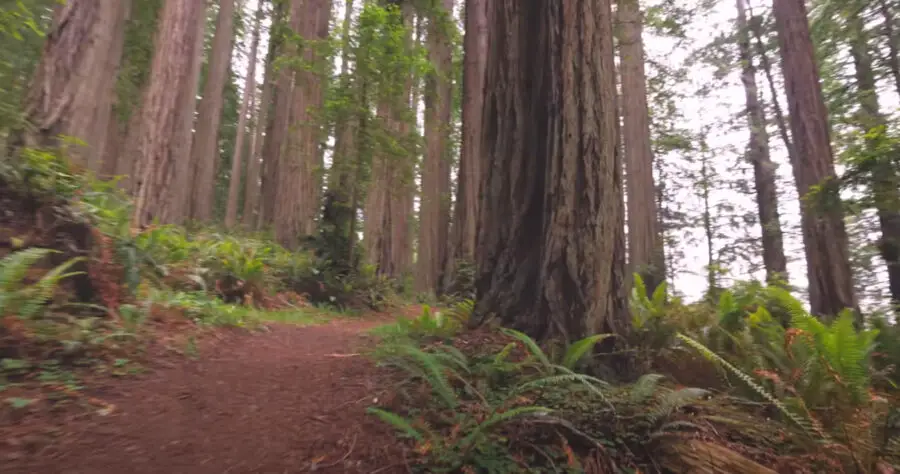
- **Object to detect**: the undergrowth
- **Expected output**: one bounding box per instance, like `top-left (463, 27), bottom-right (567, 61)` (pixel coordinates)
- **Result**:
top-left (367, 278), bottom-right (900, 473)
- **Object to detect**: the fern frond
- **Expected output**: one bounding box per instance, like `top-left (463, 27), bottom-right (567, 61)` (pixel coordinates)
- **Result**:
top-left (562, 333), bottom-right (613, 370)
top-left (677, 333), bottom-right (824, 441)
top-left (651, 387), bottom-right (709, 423)
top-left (630, 373), bottom-right (666, 402)
top-left (0, 248), bottom-right (56, 291)
top-left (460, 406), bottom-right (552, 447)
top-left (501, 328), bottom-right (551, 369)
top-left (393, 344), bottom-right (458, 409)
top-left (366, 407), bottom-right (426, 441)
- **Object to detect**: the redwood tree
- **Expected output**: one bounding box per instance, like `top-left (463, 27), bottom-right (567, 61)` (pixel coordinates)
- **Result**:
top-left (17, 1), bottom-right (130, 170)
top-left (475, 0), bottom-right (629, 342)
top-left (190, 0), bottom-right (237, 222)
top-left (132, 0), bottom-right (205, 226)
top-left (736, 0), bottom-right (787, 284)
top-left (773, 0), bottom-right (857, 317)
top-left (617, 0), bottom-right (666, 294)
top-left (445, 0), bottom-right (487, 288)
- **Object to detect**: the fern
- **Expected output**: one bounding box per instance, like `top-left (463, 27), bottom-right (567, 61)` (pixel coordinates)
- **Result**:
top-left (650, 387), bottom-right (709, 423)
top-left (366, 407), bottom-right (426, 441)
top-left (382, 343), bottom-right (459, 409)
top-left (460, 406), bottom-right (552, 448)
top-left (630, 373), bottom-right (666, 403)
top-left (500, 328), bottom-right (552, 369)
top-left (0, 248), bottom-right (84, 319)
top-left (677, 332), bottom-right (824, 441)
top-left (561, 333), bottom-right (613, 370)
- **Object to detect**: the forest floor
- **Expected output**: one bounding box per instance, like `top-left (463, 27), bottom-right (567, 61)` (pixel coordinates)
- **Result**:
top-left (1, 311), bottom-right (415, 474)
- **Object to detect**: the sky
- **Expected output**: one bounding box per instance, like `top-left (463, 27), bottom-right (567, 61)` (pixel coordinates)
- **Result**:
top-left (231, 0), bottom-right (894, 307)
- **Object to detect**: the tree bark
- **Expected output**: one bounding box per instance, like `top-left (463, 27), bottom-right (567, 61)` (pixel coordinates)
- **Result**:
top-left (877, 0), bottom-right (900, 99)
top-left (475, 0), bottom-right (629, 343)
top-left (131, 0), bottom-right (205, 226)
top-left (417, 0), bottom-right (455, 294)
top-left (17, 0), bottom-right (131, 171)
top-left (242, 32), bottom-right (275, 229)
top-left (617, 0), bottom-right (667, 295)
top-left (189, 0), bottom-right (237, 222)
top-left (225, 3), bottom-right (263, 229)
top-left (444, 0), bottom-right (487, 288)
top-left (847, 12), bottom-right (900, 314)
top-left (259, 1), bottom-right (289, 228)
top-left (772, 0), bottom-right (858, 318)
top-left (736, 0), bottom-right (788, 285)
top-left (273, 0), bottom-right (332, 248)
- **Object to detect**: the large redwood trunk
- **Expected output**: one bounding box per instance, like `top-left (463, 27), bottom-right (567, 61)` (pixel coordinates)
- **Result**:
top-left (444, 0), bottom-right (487, 288)
top-left (617, 0), bottom-right (667, 294)
top-left (772, 0), bottom-right (857, 318)
top-left (273, 0), bottom-right (332, 248)
top-left (417, 0), bottom-right (455, 294)
top-left (736, 0), bottom-right (787, 284)
top-left (259, 1), bottom-right (289, 229)
top-left (17, 1), bottom-right (130, 171)
top-left (475, 0), bottom-right (629, 342)
top-left (190, 0), bottom-right (237, 222)
top-left (131, 0), bottom-right (205, 226)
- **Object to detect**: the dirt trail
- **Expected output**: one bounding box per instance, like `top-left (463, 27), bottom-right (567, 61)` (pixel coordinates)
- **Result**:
top-left (4, 318), bottom-right (406, 474)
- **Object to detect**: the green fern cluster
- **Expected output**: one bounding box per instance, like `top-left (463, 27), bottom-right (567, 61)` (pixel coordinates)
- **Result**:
top-left (0, 248), bottom-right (83, 319)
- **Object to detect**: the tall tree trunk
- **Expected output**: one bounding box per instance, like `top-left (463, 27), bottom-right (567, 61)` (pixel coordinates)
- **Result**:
top-left (736, 0), bottom-right (788, 284)
top-left (475, 0), bottom-right (629, 343)
top-left (417, 0), bottom-right (455, 294)
top-left (242, 46), bottom-right (273, 229)
top-left (848, 12), bottom-right (900, 314)
top-left (617, 0), bottom-right (667, 294)
top-left (132, 0), bottom-right (205, 226)
top-left (259, 1), bottom-right (290, 228)
top-left (749, 12), bottom-right (797, 170)
top-left (167, 4), bottom-right (208, 224)
top-left (877, 0), bottom-right (900, 98)
top-left (444, 0), bottom-right (487, 289)
top-left (98, 3), bottom-right (132, 178)
top-left (273, 0), bottom-right (332, 248)
top-left (16, 1), bottom-right (131, 170)
top-left (322, 0), bottom-right (359, 270)
top-left (189, 0), bottom-right (236, 222)
top-left (225, 3), bottom-right (263, 228)
top-left (772, 0), bottom-right (858, 318)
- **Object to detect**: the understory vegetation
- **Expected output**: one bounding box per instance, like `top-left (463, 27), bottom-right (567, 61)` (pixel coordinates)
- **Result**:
top-left (0, 149), bottom-right (399, 411)
top-left (365, 279), bottom-right (900, 473)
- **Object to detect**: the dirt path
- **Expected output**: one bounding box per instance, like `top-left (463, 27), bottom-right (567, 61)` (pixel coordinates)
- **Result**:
top-left (3, 318), bottom-right (406, 474)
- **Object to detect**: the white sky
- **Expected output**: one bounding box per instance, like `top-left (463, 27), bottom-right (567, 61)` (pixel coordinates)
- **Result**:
top-left (232, 0), bottom-right (894, 307)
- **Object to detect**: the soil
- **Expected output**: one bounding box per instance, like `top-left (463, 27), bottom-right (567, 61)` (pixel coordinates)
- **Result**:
top-left (1, 317), bottom-right (409, 474)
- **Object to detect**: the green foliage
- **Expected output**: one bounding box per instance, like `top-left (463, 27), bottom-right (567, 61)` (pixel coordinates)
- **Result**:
top-left (0, 248), bottom-right (84, 319)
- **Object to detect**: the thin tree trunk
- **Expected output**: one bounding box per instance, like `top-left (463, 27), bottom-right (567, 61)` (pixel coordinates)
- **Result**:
top-left (617, 0), bottom-right (667, 295)
top-left (225, 3), bottom-right (263, 228)
top-left (749, 11), bottom-right (797, 168)
top-left (242, 50), bottom-right (271, 229)
top-left (322, 0), bottom-right (359, 269)
top-left (132, 0), bottom-right (205, 226)
top-left (475, 0), bottom-right (629, 343)
top-left (848, 12), bottom-right (900, 314)
top-left (417, 0), bottom-right (455, 294)
top-left (772, 0), bottom-right (858, 319)
top-left (189, 0), bottom-right (237, 222)
top-left (16, 1), bottom-right (131, 171)
top-left (445, 0), bottom-right (487, 289)
top-left (736, 0), bottom-right (788, 284)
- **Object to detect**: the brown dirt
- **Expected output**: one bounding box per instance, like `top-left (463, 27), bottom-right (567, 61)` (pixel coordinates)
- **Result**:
top-left (2, 317), bottom-right (409, 474)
